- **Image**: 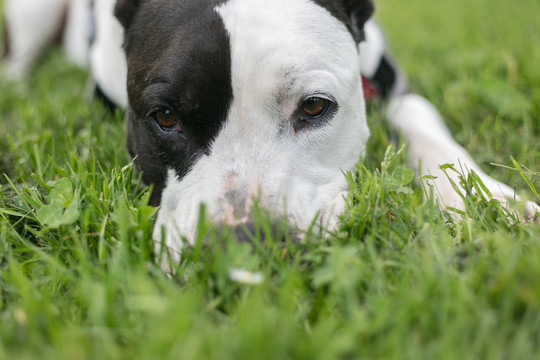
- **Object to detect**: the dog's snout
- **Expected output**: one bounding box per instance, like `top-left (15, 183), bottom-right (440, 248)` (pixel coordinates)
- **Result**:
top-left (224, 188), bottom-right (249, 220)
top-left (233, 222), bottom-right (259, 243)
top-left (230, 221), bottom-right (287, 244)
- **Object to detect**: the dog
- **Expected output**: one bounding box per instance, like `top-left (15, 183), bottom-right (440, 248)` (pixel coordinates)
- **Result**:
top-left (3, 0), bottom-right (539, 266)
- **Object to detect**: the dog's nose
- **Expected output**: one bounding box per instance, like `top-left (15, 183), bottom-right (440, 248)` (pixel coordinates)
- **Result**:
top-left (230, 221), bottom-right (287, 244)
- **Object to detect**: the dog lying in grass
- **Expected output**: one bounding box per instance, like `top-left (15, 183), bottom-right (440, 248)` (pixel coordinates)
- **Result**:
top-left (3, 0), bottom-right (539, 267)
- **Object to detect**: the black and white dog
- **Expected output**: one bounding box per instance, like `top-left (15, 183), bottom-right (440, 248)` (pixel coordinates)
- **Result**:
top-left (3, 0), bottom-right (539, 264)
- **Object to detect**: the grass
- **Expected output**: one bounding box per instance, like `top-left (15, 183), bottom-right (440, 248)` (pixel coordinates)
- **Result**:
top-left (1, 0), bottom-right (540, 358)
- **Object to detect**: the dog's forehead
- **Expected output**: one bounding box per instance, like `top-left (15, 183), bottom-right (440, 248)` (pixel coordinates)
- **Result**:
top-left (126, 0), bottom-right (231, 95)
top-left (215, 0), bottom-right (350, 25)
top-left (215, 0), bottom-right (359, 115)
top-left (216, 0), bottom-right (354, 59)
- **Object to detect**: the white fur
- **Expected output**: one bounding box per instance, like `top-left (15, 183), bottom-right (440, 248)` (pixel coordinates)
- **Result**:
top-left (153, 0), bottom-right (369, 261)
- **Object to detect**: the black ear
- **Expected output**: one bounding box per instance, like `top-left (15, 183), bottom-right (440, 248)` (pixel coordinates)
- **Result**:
top-left (114, 0), bottom-right (142, 29)
top-left (343, 0), bottom-right (375, 42)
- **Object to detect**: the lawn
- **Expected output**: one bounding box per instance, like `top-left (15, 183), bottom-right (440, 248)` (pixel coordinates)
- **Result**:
top-left (1, 0), bottom-right (540, 359)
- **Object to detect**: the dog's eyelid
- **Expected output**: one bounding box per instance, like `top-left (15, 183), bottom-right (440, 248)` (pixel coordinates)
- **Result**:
top-left (302, 92), bottom-right (337, 103)
top-left (146, 105), bottom-right (169, 117)
top-left (142, 94), bottom-right (174, 112)
top-left (141, 83), bottom-right (177, 112)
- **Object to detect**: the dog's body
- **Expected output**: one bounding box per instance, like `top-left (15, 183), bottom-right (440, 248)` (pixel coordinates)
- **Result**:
top-left (3, 0), bottom-right (539, 264)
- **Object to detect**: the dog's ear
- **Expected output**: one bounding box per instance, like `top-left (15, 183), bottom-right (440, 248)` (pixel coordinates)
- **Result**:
top-left (114, 0), bottom-right (142, 29)
top-left (343, 0), bottom-right (375, 42)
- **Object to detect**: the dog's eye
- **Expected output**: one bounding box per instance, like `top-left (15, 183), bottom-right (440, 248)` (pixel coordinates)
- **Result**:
top-left (301, 97), bottom-right (329, 118)
top-left (152, 107), bottom-right (182, 132)
top-left (294, 95), bottom-right (337, 132)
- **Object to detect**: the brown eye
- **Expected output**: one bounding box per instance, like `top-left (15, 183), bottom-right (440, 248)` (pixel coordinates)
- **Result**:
top-left (153, 107), bottom-right (181, 131)
top-left (301, 97), bottom-right (329, 117)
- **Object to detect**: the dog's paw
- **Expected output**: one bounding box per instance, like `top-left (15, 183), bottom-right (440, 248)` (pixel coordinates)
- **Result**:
top-left (523, 201), bottom-right (540, 221)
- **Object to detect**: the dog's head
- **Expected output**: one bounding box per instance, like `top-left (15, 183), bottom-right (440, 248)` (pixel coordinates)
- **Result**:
top-left (115, 0), bottom-right (374, 259)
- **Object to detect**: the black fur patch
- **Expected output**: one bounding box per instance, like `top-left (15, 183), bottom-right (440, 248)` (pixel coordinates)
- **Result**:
top-left (114, 0), bottom-right (141, 29)
top-left (119, 0), bottom-right (233, 205)
top-left (312, 0), bottom-right (374, 42)
top-left (372, 56), bottom-right (397, 99)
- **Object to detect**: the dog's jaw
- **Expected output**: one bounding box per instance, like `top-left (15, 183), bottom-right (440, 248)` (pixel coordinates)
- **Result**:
top-left (152, 0), bottom-right (370, 261)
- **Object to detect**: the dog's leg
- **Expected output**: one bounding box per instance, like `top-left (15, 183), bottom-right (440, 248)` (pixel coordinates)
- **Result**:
top-left (386, 94), bottom-right (540, 218)
top-left (360, 21), bottom-right (539, 219)
top-left (3, 0), bottom-right (69, 78)
top-left (88, 0), bottom-right (128, 108)
top-left (63, 0), bottom-right (91, 67)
